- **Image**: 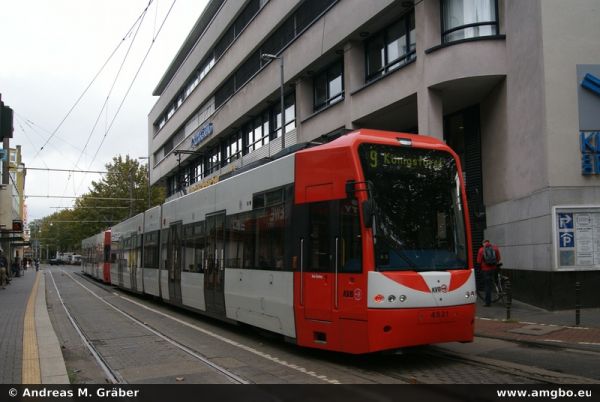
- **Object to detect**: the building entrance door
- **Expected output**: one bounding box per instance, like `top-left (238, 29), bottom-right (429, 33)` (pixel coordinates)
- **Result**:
top-left (444, 106), bottom-right (487, 263)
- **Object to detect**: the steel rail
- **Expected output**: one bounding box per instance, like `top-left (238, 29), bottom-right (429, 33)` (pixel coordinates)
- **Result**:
top-left (47, 269), bottom-right (123, 384)
top-left (59, 269), bottom-right (248, 384)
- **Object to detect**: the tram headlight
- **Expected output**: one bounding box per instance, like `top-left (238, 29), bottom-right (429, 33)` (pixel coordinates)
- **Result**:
top-left (388, 295), bottom-right (396, 303)
top-left (398, 295), bottom-right (407, 303)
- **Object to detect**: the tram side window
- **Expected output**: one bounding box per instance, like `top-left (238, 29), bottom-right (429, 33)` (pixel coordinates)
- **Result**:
top-left (256, 205), bottom-right (285, 270)
top-left (182, 223), bottom-right (205, 273)
top-left (240, 211), bottom-right (256, 269)
top-left (160, 229), bottom-right (169, 270)
top-left (308, 201), bottom-right (332, 272)
top-left (339, 199), bottom-right (362, 273)
top-left (227, 188), bottom-right (286, 271)
top-left (110, 239), bottom-right (118, 264)
top-left (226, 214), bottom-right (245, 269)
top-left (143, 231), bottom-right (159, 269)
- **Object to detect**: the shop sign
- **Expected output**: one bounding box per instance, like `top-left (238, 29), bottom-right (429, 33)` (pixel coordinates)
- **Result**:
top-left (580, 131), bottom-right (600, 174)
top-left (553, 206), bottom-right (600, 271)
top-left (191, 122), bottom-right (213, 148)
top-left (578, 67), bottom-right (600, 174)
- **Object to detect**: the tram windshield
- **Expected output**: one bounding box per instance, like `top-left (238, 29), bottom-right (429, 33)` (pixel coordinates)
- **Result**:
top-left (358, 143), bottom-right (468, 271)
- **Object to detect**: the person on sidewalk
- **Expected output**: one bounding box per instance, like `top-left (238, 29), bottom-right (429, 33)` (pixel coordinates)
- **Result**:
top-left (0, 250), bottom-right (8, 289)
top-left (11, 255), bottom-right (21, 278)
top-left (477, 239), bottom-right (501, 307)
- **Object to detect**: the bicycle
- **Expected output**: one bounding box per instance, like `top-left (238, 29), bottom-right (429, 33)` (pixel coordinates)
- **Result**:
top-left (476, 263), bottom-right (508, 304)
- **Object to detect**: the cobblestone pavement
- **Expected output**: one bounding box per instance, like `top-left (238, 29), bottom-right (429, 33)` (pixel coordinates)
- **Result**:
top-left (474, 298), bottom-right (600, 350)
top-left (0, 269), bottom-right (35, 383)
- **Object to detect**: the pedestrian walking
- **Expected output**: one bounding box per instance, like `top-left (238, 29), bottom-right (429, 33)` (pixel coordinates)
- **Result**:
top-left (12, 255), bottom-right (21, 278)
top-left (476, 239), bottom-right (501, 307)
top-left (0, 250), bottom-right (8, 289)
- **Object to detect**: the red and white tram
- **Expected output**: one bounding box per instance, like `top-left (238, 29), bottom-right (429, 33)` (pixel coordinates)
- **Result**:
top-left (81, 230), bottom-right (111, 284)
top-left (83, 129), bottom-right (475, 353)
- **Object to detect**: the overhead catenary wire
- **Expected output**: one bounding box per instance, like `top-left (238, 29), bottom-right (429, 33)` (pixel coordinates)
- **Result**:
top-left (25, 195), bottom-right (143, 201)
top-left (58, 1), bottom-right (154, 211)
top-left (71, 0), bottom-right (178, 205)
top-left (25, 167), bottom-right (107, 174)
top-left (31, 0), bottom-right (155, 163)
top-left (14, 118), bottom-right (50, 170)
top-left (66, 4), bottom-right (150, 188)
top-left (84, 0), bottom-right (178, 174)
top-left (15, 112), bottom-right (90, 159)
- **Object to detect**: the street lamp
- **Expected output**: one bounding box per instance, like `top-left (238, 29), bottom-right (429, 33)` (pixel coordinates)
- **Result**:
top-left (138, 157), bottom-right (151, 210)
top-left (261, 53), bottom-right (285, 150)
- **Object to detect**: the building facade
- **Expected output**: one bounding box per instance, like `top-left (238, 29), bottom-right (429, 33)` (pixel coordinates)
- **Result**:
top-left (148, 0), bottom-right (600, 309)
top-left (0, 143), bottom-right (27, 263)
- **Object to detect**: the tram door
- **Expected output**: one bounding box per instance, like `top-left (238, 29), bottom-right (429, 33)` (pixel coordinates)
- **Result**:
top-left (130, 234), bottom-right (138, 293)
top-left (205, 213), bottom-right (226, 316)
top-left (302, 202), bottom-right (336, 322)
top-left (117, 240), bottom-right (124, 287)
top-left (167, 222), bottom-right (183, 305)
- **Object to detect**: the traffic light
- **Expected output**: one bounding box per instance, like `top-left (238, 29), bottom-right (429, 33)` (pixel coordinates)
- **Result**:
top-left (0, 103), bottom-right (14, 140)
top-left (12, 220), bottom-right (23, 232)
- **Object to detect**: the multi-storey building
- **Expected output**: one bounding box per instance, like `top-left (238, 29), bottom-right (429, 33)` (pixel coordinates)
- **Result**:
top-left (0, 144), bottom-right (27, 262)
top-left (148, 0), bottom-right (600, 309)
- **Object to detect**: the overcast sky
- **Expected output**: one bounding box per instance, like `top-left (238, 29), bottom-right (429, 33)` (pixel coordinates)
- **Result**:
top-left (0, 0), bottom-right (208, 222)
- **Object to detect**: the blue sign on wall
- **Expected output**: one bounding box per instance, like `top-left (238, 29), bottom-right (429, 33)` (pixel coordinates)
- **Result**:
top-left (191, 123), bottom-right (213, 148)
top-left (582, 73), bottom-right (600, 97)
top-left (558, 213), bottom-right (573, 229)
top-left (580, 131), bottom-right (600, 174)
top-left (578, 66), bottom-right (600, 175)
top-left (559, 232), bottom-right (574, 248)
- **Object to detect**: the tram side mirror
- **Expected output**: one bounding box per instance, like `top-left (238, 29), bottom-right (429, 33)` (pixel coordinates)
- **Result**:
top-left (345, 180), bottom-right (357, 199)
top-left (362, 199), bottom-right (374, 229)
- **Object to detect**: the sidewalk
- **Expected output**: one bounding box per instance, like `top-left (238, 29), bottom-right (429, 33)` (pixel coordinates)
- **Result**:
top-left (474, 298), bottom-right (600, 350)
top-left (0, 267), bottom-right (69, 384)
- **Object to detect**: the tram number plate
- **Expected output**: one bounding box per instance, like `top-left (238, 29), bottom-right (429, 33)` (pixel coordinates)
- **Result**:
top-left (423, 309), bottom-right (453, 323)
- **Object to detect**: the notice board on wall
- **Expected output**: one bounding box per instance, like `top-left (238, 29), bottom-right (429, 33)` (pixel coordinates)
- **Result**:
top-left (553, 206), bottom-right (600, 271)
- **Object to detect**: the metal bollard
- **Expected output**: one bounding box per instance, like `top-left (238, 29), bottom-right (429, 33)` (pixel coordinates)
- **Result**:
top-left (575, 281), bottom-right (581, 326)
top-left (505, 278), bottom-right (512, 321)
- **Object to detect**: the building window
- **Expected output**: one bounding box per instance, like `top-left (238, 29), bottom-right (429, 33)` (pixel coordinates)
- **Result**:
top-left (313, 60), bottom-right (344, 111)
top-left (214, 0), bottom-right (338, 110)
top-left (225, 132), bottom-right (243, 164)
top-left (155, 0), bottom-right (264, 133)
top-left (441, 0), bottom-right (498, 43)
top-left (206, 146), bottom-right (221, 176)
top-left (365, 10), bottom-right (415, 82)
top-left (273, 94), bottom-right (296, 139)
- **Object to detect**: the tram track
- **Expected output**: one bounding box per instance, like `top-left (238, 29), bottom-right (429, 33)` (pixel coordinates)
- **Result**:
top-left (64, 268), bottom-right (343, 384)
top-left (49, 267), bottom-right (598, 385)
top-left (49, 268), bottom-right (249, 384)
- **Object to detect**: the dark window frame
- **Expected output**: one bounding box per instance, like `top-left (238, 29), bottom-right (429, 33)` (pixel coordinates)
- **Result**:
top-left (440, 0), bottom-right (499, 44)
top-left (214, 0), bottom-right (338, 110)
top-left (364, 9), bottom-right (416, 83)
top-left (313, 59), bottom-right (344, 112)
